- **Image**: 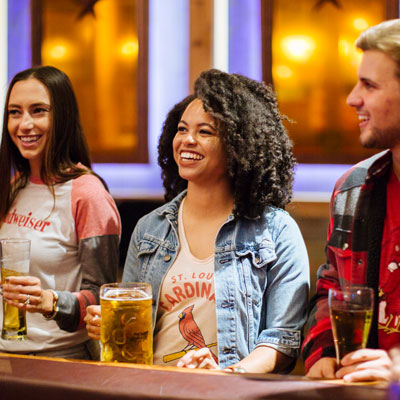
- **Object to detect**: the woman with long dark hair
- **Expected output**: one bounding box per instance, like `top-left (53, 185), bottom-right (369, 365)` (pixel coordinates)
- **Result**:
top-left (0, 66), bottom-right (121, 359)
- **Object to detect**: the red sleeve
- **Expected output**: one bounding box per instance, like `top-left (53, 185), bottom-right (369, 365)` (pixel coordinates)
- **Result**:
top-left (301, 191), bottom-right (340, 372)
top-left (54, 174), bottom-right (122, 332)
top-left (71, 174), bottom-right (121, 241)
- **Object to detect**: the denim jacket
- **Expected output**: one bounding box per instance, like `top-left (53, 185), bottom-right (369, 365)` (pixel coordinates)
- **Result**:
top-left (122, 191), bottom-right (310, 369)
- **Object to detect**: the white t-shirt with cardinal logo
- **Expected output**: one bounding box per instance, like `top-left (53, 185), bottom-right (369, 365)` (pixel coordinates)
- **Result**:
top-left (153, 200), bottom-right (218, 366)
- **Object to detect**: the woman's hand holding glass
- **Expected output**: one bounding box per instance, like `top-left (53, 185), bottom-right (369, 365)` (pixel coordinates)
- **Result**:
top-left (2, 275), bottom-right (54, 315)
top-left (85, 305), bottom-right (101, 340)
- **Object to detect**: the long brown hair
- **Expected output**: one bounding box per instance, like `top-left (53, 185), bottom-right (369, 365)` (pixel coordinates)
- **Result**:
top-left (0, 66), bottom-right (106, 220)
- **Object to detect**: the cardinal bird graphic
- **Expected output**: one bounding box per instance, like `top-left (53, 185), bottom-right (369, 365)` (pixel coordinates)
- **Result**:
top-left (178, 304), bottom-right (218, 363)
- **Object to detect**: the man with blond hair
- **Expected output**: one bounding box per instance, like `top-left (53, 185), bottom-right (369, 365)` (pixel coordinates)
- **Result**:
top-left (302, 19), bottom-right (400, 382)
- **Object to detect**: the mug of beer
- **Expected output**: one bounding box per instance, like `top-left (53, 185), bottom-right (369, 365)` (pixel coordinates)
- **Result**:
top-left (100, 282), bottom-right (153, 364)
top-left (329, 286), bottom-right (374, 365)
top-left (0, 238), bottom-right (31, 340)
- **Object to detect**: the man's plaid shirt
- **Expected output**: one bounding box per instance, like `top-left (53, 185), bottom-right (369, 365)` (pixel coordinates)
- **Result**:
top-left (301, 150), bottom-right (392, 373)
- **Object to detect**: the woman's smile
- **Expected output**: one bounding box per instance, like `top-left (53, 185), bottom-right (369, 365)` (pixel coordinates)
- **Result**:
top-left (18, 134), bottom-right (43, 146)
top-left (7, 78), bottom-right (52, 178)
top-left (173, 99), bottom-right (228, 185)
top-left (179, 151), bottom-right (204, 161)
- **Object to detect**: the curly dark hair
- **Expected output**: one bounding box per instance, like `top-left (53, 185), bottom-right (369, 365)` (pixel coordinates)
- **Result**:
top-left (158, 69), bottom-right (295, 218)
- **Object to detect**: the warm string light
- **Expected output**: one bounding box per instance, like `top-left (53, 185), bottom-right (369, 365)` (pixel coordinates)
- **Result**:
top-left (275, 15), bottom-right (369, 84)
top-left (353, 17), bottom-right (368, 31)
top-left (44, 39), bottom-right (139, 61)
top-left (49, 44), bottom-right (68, 59)
top-left (120, 39), bottom-right (138, 57)
top-left (281, 35), bottom-right (316, 63)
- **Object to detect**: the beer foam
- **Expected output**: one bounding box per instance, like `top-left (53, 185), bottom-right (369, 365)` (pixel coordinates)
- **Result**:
top-left (1, 259), bottom-right (29, 274)
top-left (101, 288), bottom-right (151, 301)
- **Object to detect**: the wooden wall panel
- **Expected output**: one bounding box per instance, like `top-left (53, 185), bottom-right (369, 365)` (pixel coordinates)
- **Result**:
top-left (189, 0), bottom-right (213, 91)
top-left (386, 0), bottom-right (399, 18)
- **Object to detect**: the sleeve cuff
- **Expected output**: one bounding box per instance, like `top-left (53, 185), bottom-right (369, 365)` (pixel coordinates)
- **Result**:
top-left (256, 328), bottom-right (301, 358)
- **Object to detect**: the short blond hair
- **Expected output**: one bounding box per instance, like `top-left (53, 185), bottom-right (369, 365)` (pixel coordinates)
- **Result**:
top-left (356, 19), bottom-right (400, 77)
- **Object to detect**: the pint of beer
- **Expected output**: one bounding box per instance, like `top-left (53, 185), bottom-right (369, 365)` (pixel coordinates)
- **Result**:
top-left (329, 287), bottom-right (374, 364)
top-left (100, 282), bottom-right (153, 364)
top-left (0, 239), bottom-right (31, 340)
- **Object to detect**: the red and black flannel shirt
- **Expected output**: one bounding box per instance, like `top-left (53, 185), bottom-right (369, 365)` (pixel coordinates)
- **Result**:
top-left (301, 150), bottom-right (392, 373)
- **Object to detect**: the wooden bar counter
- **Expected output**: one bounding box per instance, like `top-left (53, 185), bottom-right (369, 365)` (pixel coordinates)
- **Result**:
top-left (0, 352), bottom-right (388, 400)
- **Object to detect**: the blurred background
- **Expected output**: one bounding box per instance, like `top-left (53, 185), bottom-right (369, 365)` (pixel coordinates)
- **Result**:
top-left (1, 0), bottom-right (398, 372)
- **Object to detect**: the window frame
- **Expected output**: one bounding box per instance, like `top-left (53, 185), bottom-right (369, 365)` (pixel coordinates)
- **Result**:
top-left (31, 0), bottom-right (149, 164)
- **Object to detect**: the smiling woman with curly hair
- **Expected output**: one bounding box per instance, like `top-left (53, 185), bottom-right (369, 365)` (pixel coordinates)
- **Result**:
top-left (158, 69), bottom-right (295, 218)
top-left (86, 69), bottom-right (309, 374)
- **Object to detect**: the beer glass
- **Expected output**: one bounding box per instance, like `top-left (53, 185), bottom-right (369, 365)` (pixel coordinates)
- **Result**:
top-left (0, 238), bottom-right (31, 340)
top-left (329, 286), bottom-right (374, 364)
top-left (100, 282), bottom-right (153, 364)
